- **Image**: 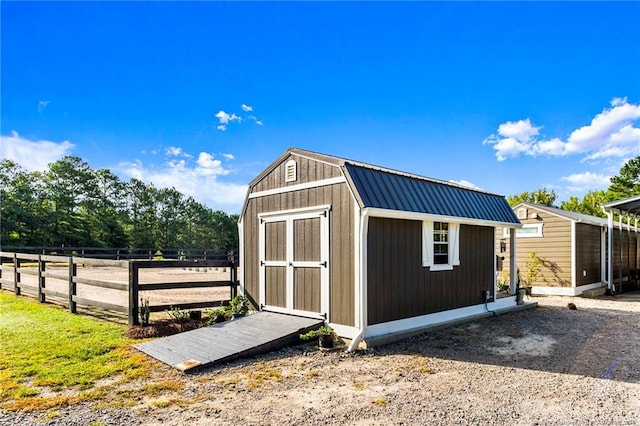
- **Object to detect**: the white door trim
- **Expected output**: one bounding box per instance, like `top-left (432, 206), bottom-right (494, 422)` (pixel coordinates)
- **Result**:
top-left (259, 205), bottom-right (331, 319)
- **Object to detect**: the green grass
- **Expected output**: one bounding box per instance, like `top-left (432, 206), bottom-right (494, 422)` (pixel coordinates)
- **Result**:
top-left (0, 292), bottom-right (149, 409)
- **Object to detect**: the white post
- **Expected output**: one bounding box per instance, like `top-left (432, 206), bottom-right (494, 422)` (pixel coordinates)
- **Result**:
top-left (607, 209), bottom-right (614, 292)
top-left (509, 227), bottom-right (517, 295)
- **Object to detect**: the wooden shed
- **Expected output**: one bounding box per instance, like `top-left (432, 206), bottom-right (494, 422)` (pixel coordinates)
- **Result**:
top-left (496, 202), bottom-right (640, 297)
top-left (239, 148), bottom-right (523, 347)
top-left (603, 196), bottom-right (640, 294)
top-left (496, 203), bottom-right (608, 296)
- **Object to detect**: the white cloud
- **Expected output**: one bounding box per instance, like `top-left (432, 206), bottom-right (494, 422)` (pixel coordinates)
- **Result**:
top-left (117, 148), bottom-right (245, 211)
top-left (561, 172), bottom-right (611, 192)
top-left (484, 98), bottom-right (640, 162)
top-left (222, 153), bottom-right (235, 160)
top-left (214, 105), bottom-right (263, 131)
top-left (247, 115), bottom-right (264, 126)
top-left (165, 146), bottom-right (192, 158)
top-left (37, 100), bottom-right (50, 113)
top-left (214, 110), bottom-right (242, 131)
top-left (0, 131), bottom-right (74, 171)
top-left (449, 179), bottom-right (482, 190)
top-left (497, 118), bottom-right (541, 140)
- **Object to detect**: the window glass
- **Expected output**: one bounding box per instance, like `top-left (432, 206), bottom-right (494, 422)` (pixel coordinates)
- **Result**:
top-left (433, 222), bottom-right (449, 265)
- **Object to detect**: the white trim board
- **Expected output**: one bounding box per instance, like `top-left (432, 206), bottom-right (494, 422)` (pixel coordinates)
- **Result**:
top-left (249, 177), bottom-right (346, 199)
top-left (365, 207), bottom-right (522, 229)
top-left (531, 282), bottom-right (605, 296)
top-left (364, 297), bottom-right (524, 340)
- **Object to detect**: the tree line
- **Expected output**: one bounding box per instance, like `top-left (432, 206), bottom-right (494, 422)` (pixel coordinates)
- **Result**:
top-left (3, 154), bottom-right (638, 251)
top-left (0, 156), bottom-right (239, 252)
top-left (506, 156), bottom-right (640, 216)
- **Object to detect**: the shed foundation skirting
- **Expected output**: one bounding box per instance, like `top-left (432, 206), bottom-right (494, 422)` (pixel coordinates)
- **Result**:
top-left (362, 297), bottom-right (537, 348)
top-left (531, 282), bottom-right (606, 297)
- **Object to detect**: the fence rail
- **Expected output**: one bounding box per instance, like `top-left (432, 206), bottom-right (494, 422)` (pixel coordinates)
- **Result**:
top-left (0, 251), bottom-right (238, 325)
top-left (0, 246), bottom-right (233, 261)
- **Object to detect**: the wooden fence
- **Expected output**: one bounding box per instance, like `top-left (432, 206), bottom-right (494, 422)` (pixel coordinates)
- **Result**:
top-left (0, 246), bottom-right (232, 261)
top-left (0, 251), bottom-right (238, 326)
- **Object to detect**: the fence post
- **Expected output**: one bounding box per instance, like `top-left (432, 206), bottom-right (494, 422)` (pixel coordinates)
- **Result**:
top-left (0, 254), bottom-right (3, 290)
top-left (231, 260), bottom-right (238, 299)
top-left (14, 253), bottom-right (21, 296)
top-left (38, 255), bottom-right (46, 303)
top-left (68, 256), bottom-right (77, 314)
top-left (128, 262), bottom-right (140, 326)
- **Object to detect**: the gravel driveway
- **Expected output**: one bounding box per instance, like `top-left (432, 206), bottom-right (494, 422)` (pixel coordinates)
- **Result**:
top-left (3, 294), bottom-right (640, 425)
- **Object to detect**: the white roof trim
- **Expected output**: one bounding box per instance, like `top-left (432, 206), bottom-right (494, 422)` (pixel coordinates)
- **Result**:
top-left (365, 207), bottom-right (523, 228)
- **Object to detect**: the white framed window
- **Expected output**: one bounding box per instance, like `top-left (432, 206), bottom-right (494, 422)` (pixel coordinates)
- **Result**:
top-left (285, 160), bottom-right (297, 182)
top-left (502, 223), bottom-right (543, 238)
top-left (422, 221), bottom-right (460, 271)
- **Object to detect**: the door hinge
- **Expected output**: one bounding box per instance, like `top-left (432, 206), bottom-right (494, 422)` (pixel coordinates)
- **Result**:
top-left (320, 261), bottom-right (327, 267)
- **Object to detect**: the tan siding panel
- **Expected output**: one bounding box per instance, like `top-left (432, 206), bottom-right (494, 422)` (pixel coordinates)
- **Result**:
top-left (265, 266), bottom-right (286, 307)
top-left (497, 210), bottom-right (572, 288)
top-left (243, 181), bottom-right (355, 326)
top-left (293, 268), bottom-right (321, 312)
top-left (265, 221), bottom-right (286, 261)
top-left (253, 154), bottom-right (342, 192)
top-left (294, 218), bottom-right (320, 262)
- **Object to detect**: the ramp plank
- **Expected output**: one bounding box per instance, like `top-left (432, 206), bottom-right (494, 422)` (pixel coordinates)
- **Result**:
top-left (135, 311), bottom-right (323, 371)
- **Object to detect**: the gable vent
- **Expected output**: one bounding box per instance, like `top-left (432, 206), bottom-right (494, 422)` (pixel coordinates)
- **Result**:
top-left (285, 160), bottom-right (297, 182)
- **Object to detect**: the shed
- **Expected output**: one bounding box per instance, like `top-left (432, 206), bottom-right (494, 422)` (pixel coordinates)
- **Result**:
top-left (603, 196), bottom-right (640, 294)
top-left (497, 202), bottom-right (640, 297)
top-left (238, 148), bottom-right (523, 347)
top-left (496, 203), bottom-right (608, 296)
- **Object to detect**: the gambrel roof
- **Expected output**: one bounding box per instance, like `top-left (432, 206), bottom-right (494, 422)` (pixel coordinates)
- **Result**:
top-left (243, 147), bottom-right (521, 226)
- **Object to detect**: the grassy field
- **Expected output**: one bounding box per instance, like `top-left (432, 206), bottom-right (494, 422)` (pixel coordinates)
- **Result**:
top-left (0, 292), bottom-right (152, 412)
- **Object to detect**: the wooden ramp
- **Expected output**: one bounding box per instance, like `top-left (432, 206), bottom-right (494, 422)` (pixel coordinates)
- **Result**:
top-left (135, 311), bottom-right (323, 371)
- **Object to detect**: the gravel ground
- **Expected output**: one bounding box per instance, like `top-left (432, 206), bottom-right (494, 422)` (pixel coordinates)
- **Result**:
top-left (2, 294), bottom-right (640, 425)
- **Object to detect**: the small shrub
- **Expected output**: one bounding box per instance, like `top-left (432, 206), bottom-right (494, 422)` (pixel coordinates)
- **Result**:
top-left (299, 326), bottom-right (336, 341)
top-left (167, 306), bottom-right (190, 323)
top-left (205, 306), bottom-right (231, 325)
top-left (229, 295), bottom-right (249, 315)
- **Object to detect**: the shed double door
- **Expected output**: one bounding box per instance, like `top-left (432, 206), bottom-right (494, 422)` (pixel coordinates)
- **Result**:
top-left (259, 207), bottom-right (330, 319)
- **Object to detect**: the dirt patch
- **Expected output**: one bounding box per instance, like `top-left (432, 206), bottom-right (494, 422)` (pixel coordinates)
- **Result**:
top-left (3, 294), bottom-right (640, 426)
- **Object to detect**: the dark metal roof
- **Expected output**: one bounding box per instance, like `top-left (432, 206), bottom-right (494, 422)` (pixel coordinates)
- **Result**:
top-left (604, 195), bottom-right (640, 216)
top-left (344, 163), bottom-right (520, 225)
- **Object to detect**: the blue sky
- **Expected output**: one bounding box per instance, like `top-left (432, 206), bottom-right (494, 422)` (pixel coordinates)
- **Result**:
top-left (2, 1), bottom-right (639, 213)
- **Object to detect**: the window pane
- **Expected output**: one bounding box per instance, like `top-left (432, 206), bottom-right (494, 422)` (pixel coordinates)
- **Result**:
top-left (434, 254), bottom-right (448, 265)
top-left (433, 222), bottom-right (449, 265)
top-left (434, 243), bottom-right (448, 254)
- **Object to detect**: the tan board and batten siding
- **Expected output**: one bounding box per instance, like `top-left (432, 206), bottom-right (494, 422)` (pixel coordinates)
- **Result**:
top-left (498, 202), bottom-right (640, 292)
top-left (243, 154), bottom-right (356, 327)
top-left (497, 208), bottom-right (573, 288)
